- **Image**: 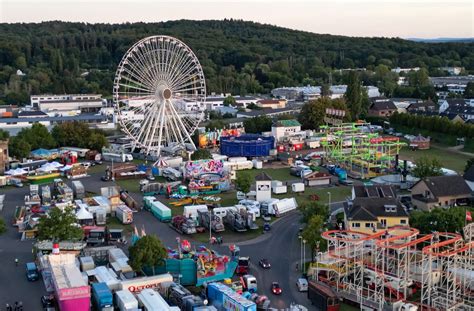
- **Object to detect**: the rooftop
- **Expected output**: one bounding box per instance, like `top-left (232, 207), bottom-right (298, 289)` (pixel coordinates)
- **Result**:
top-left (345, 197), bottom-right (408, 221)
top-left (370, 101), bottom-right (397, 111)
top-left (353, 185), bottom-right (396, 198)
top-left (273, 119), bottom-right (301, 127)
top-left (418, 175), bottom-right (471, 198)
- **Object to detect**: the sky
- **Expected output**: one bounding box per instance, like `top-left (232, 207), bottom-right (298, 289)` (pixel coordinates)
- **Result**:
top-left (0, 0), bottom-right (473, 38)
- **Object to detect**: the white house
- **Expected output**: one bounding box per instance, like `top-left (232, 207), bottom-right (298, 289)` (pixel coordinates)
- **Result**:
top-left (271, 119), bottom-right (302, 143)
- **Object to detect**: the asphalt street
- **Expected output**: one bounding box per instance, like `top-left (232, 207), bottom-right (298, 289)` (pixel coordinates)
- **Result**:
top-left (0, 169), bottom-right (317, 310)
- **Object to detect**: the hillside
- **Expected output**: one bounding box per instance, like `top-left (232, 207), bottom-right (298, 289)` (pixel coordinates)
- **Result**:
top-left (0, 20), bottom-right (473, 104)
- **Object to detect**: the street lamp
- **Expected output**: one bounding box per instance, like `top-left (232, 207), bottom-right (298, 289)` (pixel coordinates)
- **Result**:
top-left (327, 191), bottom-right (331, 208)
top-left (209, 209), bottom-right (212, 244)
top-left (298, 235), bottom-right (302, 272)
top-left (303, 239), bottom-right (307, 274)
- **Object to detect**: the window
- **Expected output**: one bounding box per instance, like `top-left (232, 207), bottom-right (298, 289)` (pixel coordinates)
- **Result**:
top-left (400, 219), bottom-right (407, 225)
top-left (365, 223), bottom-right (372, 228)
top-left (380, 219), bottom-right (387, 227)
top-left (352, 222), bottom-right (360, 228)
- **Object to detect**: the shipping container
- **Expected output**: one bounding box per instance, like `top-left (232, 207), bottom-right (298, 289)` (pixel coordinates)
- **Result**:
top-left (72, 180), bottom-right (85, 199)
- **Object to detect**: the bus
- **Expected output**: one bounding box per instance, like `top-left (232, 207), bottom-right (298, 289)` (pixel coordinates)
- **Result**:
top-left (308, 281), bottom-right (340, 311)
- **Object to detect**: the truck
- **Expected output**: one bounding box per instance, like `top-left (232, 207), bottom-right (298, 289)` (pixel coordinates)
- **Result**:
top-left (141, 181), bottom-right (181, 196)
top-left (162, 167), bottom-right (182, 181)
top-left (92, 282), bottom-right (114, 311)
top-left (241, 274), bottom-right (258, 293)
top-left (165, 282), bottom-right (207, 311)
top-left (198, 210), bottom-right (225, 233)
top-left (327, 165), bottom-right (348, 183)
top-left (115, 289), bottom-right (139, 311)
top-left (149, 200), bottom-right (172, 222)
top-left (225, 209), bottom-right (247, 232)
top-left (72, 180), bottom-right (85, 199)
top-left (206, 282), bottom-right (256, 311)
top-left (170, 215), bottom-right (197, 235)
top-left (120, 191), bottom-right (140, 210)
top-left (102, 152), bottom-right (133, 163)
top-left (54, 179), bottom-right (74, 202)
top-left (264, 198), bottom-right (298, 217)
top-left (137, 288), bottom-right (172, 311)
top-left (119, 273), bottom-right (174, 294)
top-left (115, 205), bottom-right (134, 224)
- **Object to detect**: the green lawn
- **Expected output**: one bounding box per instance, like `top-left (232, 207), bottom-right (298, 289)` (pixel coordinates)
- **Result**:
top-left (237, 167), bottom-right (295, 181)
top-left (399, 144), bottom-right (471, 172)
top-left (116, 179), bottom-right (141, 193)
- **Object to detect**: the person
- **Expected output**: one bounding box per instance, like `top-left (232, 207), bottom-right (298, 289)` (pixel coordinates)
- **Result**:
top-left (296, 263), bottom-right (299, 271)
top-left (6, 303), bottom-right (12, 311)
top-left (14, 258), bottom-right (18, 266)
top-left (13, 302), bottom-right (18, 311)
top-left (17, 301), bottom-right (23, 311)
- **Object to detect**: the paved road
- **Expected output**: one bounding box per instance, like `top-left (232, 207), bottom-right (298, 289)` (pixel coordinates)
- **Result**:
top-left (0, 169), bottom-right (316, 310)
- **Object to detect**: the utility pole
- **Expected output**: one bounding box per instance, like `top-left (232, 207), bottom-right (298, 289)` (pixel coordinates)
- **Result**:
top-left (298, 235), bottom-right (303, 272)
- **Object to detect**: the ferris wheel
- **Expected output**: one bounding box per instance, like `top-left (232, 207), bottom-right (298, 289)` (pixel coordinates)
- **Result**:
top-left (113, 35), bottom-right (206, 157)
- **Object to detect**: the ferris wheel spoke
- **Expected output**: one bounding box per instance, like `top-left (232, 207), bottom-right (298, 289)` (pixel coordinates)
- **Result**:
top-left (167, 99), bottom-right (196, 148)
top-left (129, 101), bottom-right (157, 145)
top-left (167, 105), bottom-right (187, 146)
top-left (169, 56), bottom-right (196, 87)
top-left (166, 43), bottom-right (186, 80)
top-left (171, 75), bottom-right (201, 94)
top-left (129, 51), bottom-right (159, 90)
top-left (121, 67), bottom-right (155, 92)
top-left (123, 55), bottom-right (157, 89)
top-left (167, 48), bottom-right (192, 84)
top-left (169, 62), bottom-right (200, 90)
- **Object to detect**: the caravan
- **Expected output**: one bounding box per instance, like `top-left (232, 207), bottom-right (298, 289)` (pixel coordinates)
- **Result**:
top-left (183, 205), bottom-right (208, 221)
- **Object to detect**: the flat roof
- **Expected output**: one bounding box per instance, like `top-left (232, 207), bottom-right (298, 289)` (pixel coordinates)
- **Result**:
top-left (0, 114), bottom-right (107, 124)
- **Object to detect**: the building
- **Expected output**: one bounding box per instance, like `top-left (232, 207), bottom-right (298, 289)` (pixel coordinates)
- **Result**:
top-left (255, 172), bottom-right (272, 202)
top-left (0, 114), bottom-right (114, 136)
top-left (438, 99), bottom-right (470, 113)
top-left (430, 76), bottom-right (474, 94)
top-left (368, 101), bottom-right (397, 117)
top-left (391, 67), bottom-right (420, 74)
top-left (444, 104), bottom-right (474, 121)
top-left (271, 85), bottom-right (380, 101)
top-left (256, 99), bottom-right (287, 109)
top-left (271, 119), bottom-right (302, 142)
top-left (411, 175), bottom-right (472, 211)
top-left (304, 172), bottom-right (331, 187)
top-left (0, 139), bottom-right (8, 174)
top-left (439, 66), bottom-right (464, 76)
top-left (31, 94), bottom-right (104, 114)
top-left (407, 100), bottom-right (437, 113)
top-left (236, 107), bottom-right (301, 119)
top-left (205, 95), bottom-right (260, 111)
top-left (344, 197), bottom-right (409, 234)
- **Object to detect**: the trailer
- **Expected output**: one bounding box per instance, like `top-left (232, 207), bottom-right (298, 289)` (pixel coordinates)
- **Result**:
top-left (272, 198), bottom-right (298, 217)
top-left (120, 273), bottom-right (173, 294)
top-left (115, 205), bottom-right (134, 224)
top-left (61, 147), bottom-right (90, 158)
top-left (108, 248), bottom-right (133, 275)
top-left (291, 182), bottom-right (305, 193)
top-left (119, 191), bottom-right (140, 211)
top-left (149, 200), bottom-right (172, 222)
top-left (183, 205), bottom-right (208, 221)
top-left (198, 210), bottom-right (225, 233)
top-left (206, 282), bottom-right (256, 311)
top-left (162, 167), bottom-right (182, 181)
top-left (102, 152), bottom-right (133, 163)
top-left (137, 288), bottom-right (172, 311)
top-left (91, 282), bottom-right (114, 311)
top-left (141, 181), bottom-right (182, 196)
top-left (115, 289), bottom-right (139, 311)
top-left (72, 180), bottom-right (85, 199)
top-left (170, 215), bottom-right (197, 235)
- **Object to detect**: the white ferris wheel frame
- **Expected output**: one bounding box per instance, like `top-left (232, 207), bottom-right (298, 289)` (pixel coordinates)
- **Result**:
top-left (113, 35), bottom-right (206, 157)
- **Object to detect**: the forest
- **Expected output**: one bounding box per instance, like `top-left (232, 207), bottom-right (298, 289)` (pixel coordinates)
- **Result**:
top-left (0, 20), bottom-right (473, 105)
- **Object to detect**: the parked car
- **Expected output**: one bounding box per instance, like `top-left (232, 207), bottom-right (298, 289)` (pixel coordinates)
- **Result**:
top-left (296, 278), bottom-right (308, 292)
top-left (26, 262), bottom-right (39, 281)
top-left (259, 258), bottom-right (271, 269)
top-left (271, 282), bottom-right (282, 295)
top-left (41, 294), bottom-right (55, 311)
top-left (81, 161), bottom-right (92, 168)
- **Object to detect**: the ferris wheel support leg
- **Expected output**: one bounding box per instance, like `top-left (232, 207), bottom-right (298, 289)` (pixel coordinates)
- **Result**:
top-left (152, 98), bottom-right (167, 158)
top-left (168, 98), bottom-right (197, 151)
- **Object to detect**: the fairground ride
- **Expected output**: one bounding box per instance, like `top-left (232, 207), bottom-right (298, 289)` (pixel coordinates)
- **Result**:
top-left (309, 223), bottom-right (474, 310)
top-left (320, 123), bottom-right (405, 179)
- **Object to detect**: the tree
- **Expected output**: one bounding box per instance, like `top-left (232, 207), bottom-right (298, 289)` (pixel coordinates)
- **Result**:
top-left (410, 207), bottom-right (471, 234)
top-left (235, 172), bottom-right (252, 193)
top-left (206, 119), bottom-right (225, 130)
top-left (9, 136), bottom-right (31, 159)
top-left (0, 129), bottom-right (9, 140)
top-left (344, 71), bottom-right (363, 120)
top-left (191, 148), bottom-right (212, 160)
top-left (412, 156), bottom-right (442, 179)
top-left (302, 215), bottom-right (328, 263)
top-left (129, 235), bottom-right (167, 275)
top-left (465, 82), bottom-right (474, 98)
top-left (88, 131), bottom-right (109, 151)
top-left (321, 84), bottom-right (331, 97)
top-left (16, 123), bottom-right (56, 150)
top-left (243, 115), bottom-right (272, 133)
top-left (223, 95), bottom-right (236, 106)
top-left (298, 97), bottom-right (349, 130)
top-left (37, 206), bottom-right (83, 241)
top-left (465, 158), bottom-right (474, 173)
top-left (299, 201), bottom-right (329, 224)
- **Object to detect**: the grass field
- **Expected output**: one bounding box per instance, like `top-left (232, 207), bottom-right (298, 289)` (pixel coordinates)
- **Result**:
top-left (106, 217), bottom-right (134, 234)
top-left (237, 167), bottom-right (295, 181)
top-left (399, 144), bottom-right (471, 172)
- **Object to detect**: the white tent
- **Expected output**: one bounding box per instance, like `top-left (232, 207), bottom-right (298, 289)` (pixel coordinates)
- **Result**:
top-left (5, 168), bottom-right (28, 176)
top-left (76, 207), bottom-right (93, 220)
top-left (60, 165), bottom-right (73, 171)
top-left (49, 161), bottom-right (63, 168)
top-left (38, 163), bottom-right (56, 173)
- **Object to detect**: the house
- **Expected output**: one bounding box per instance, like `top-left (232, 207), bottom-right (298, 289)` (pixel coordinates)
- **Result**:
top-left (463, 166), bottom-right (474, 192)
top-left (31, 94), bottom-right (104, 114)
top-left (438, 99), bottom-right (469, 113)
top-left (351, 185), bottom-right (396, 200)
top-left (256, 99), bottom-right (287, 109)
top-left (407, 100), bottom-right (437, 113)
top-left (439, 66), bottom-right (464, 76)
top-left (304, 172), bottom-right (331, 187)
top-left (444, 104), bottom-right (474, 121)
top-left (411, 175), bottom-right (472, 211)
top-left (344, 197), bottom-right (409, 234)
top-left (368, 101), bottom-right (397, 117)
top-left (255, 172), bottom-right (272, 202)
top-left (236, 107), bottom-right (301, 119)
top-left (271, 119), bottom-right (302, 142)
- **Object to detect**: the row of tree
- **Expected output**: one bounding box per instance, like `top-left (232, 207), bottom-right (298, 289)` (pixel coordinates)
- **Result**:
top-left (0, 20), bottom-right (473, 105)
top-left (389, 112), bottom-right (474, 139)
top-left (409, 207), bottom-right (473, 234)
top-left (2, 122), bottom-right (109, 159)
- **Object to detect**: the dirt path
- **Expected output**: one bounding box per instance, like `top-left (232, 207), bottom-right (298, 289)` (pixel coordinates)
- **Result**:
top-left (433, 144), bottom-right (474, 158)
